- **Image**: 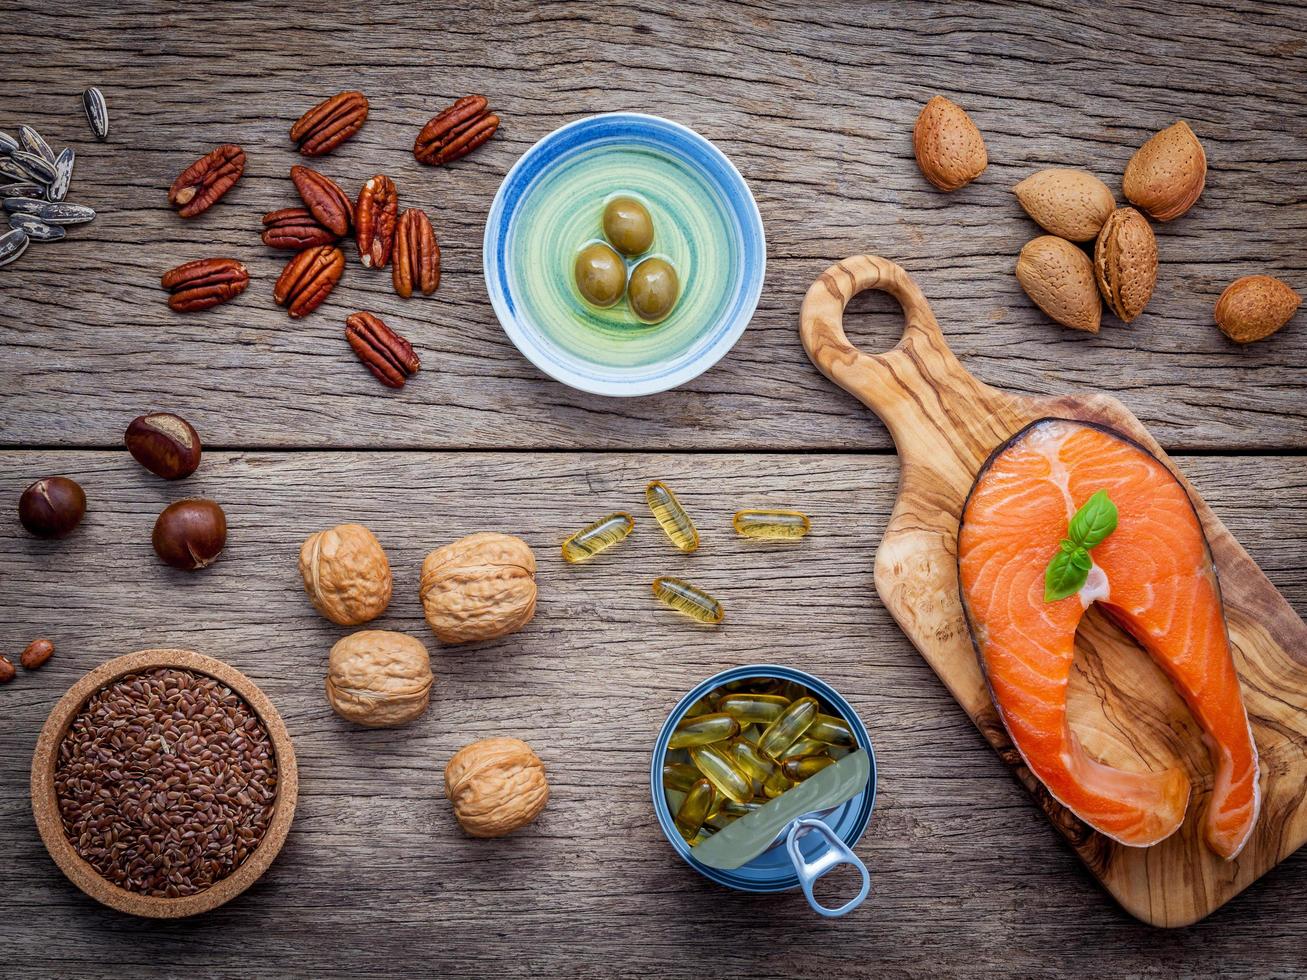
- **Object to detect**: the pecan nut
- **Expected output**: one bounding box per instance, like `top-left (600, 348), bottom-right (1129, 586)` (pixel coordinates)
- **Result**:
top-left (345, 311), bottom-right (420, 388)
top-left (291, 90), bottom-right (369, 157)
top-left (261, 206), bottom-right (339, 251)
top-left (355, 174), bottom-right (399, 269)
top-left (161, 257), bottom-right (250, 312)
top-left (169, 144), bottom-right (246, 218)
top-left (274, 245), bottom-right (345, 318)
top-left (414, 95), bottom-right (499, 166)
top-left (291, 165), bottom-right (354, 237)
top-left (393, 208), bottom-right (440, 297)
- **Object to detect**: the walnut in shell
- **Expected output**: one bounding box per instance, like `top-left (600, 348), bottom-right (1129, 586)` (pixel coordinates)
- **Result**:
top-left (444, 737), bottom-right (549, 838)
top-left (325, 630), bottom-right (433, 728)
top-left (419, 532), bottom-right (537, 644)
top-left (299, 523), bottom-right (393, 626)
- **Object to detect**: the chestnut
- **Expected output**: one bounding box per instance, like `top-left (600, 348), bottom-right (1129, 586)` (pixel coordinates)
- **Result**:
top-left (125, 412), bottom-right (202, 480)
top-left (152, 498), bottom-right (227, 571)
top-left (19, 476), bottom-right (86, 538)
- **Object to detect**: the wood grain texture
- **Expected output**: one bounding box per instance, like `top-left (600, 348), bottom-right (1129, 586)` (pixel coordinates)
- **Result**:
top-left (800, 255), bottom-right (1307, 927)
top-left (0, 0), bottom-right (1304, 451)
top-left (0, 450), bottom-right (1304, 977)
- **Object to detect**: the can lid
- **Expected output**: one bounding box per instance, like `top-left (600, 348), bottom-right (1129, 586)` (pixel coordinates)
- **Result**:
top-left (691, 749), bottom-right (871, 871)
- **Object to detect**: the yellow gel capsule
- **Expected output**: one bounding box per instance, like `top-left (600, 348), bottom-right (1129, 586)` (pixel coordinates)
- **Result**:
top-left (777, 737), bottom-right (827, 760)
top-left (758, 696), bottom-right (818, 761)
top-left (731, 739), bottom-right (776, 782)
top-left (687, 829), bottom-right (713, 846)
top-left (669, 712), bottom-right (739, 748)
top-left (762, 766), bottom-right (793, 799)
top-left (782, 755), bottom-right (835, 781)
top-left (561, 512), bottom-right (634, 563)
top-left (718, 693), bottom-right (791, 725)
top-left (684, 696), bottom-right (714, 718)
top-left (662, 763), bottom-right (700, 795)
top-left (808, 713), bottom-right (855, 747)
top-left (733, 509), bottom-right (811, 540)
top-left (690, 743), bottom-right (754, 805)
top-left (652, 576), bottom-right (724, 624)
top-left (739, 724), bottom-right (760, 745)
top-left (645, 480), bottom-right (699, 553)
top-left (675, 778), bottom-right (715, 840)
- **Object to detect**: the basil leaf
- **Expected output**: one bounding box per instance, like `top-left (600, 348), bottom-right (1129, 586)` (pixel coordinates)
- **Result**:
top-left (1044, 544), bottom-right (1092, 602)
top-left (1068, 489), bottom-right (1118, 550)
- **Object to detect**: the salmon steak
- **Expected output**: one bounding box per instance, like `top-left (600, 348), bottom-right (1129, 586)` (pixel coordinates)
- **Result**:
top-left (957, 418), bottom-right (1260, 859)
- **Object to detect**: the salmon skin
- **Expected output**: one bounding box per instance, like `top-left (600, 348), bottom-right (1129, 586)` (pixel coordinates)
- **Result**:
top-left (957, 418), bottom-right (1260, 859)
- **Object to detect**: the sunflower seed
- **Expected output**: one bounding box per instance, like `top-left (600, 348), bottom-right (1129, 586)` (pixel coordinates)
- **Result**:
top-left (9, 213), bottom-right (65, 240)
top-left (3, 197), bottom-right (94, 225)
top-left (0, 228), bottom-right (29, 268)
top-left (9, 150), bottom-right (57, 184)
top-left (82, 88), bottom-right (109, 141)
top-left (0, 181), bottom-right (45, 199)
top-left (18, 125), bottom-right (56, 165)
top-left (0, 131), bottom-right (17, 156)
top-left (0, 158), bottom-right (35, 183)
top-left (47, 147), bottom-right (74, 202)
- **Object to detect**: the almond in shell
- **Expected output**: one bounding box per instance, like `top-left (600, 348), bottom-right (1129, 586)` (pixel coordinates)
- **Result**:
top-left (1214, 275), bottom-right (1300, 344)
top-left (1093, 207), bottom-right (1157, 323)
top-left (1123, 120), bottom-right (1206, 222)
top-left (1013, 169), bottom-right (1115, 242)
top-left (1016, 236), bottom-right (1101, 333)
top-left (912, 96), bottom-right (987, 192)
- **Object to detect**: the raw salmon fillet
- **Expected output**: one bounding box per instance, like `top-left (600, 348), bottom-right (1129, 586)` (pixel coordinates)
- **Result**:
top-left (957, 418), bottom-right (1260, 859)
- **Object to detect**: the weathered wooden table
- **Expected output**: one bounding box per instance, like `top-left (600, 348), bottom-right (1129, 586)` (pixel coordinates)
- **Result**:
top-left (3, 2), bottom-right (1305, 976)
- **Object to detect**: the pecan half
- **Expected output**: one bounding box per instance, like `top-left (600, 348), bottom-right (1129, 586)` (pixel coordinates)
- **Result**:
top-left (290, 90), bottom-right (368, 157)
top-left (345, 312), bottom-right (420, 388)
top-left (414, 95), bottom-right (499, 166)
top-left (291, 165), bottom-right (354, 237)
top-left (356, 174), bottom-right (398, 269)
top-left (169, 144), bottom-right (246, 218)
top-left (393, 208), bottom-right (440, 297)
top-left (261, 206), bottom-right (339, 251)
top-left (161, 257), bottom-right (249, 311)
top-left (274, 245), bottom-right (345, 318)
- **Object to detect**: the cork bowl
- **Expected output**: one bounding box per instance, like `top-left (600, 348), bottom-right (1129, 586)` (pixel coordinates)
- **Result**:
top-left (30, 649), bottom-right (298, 918)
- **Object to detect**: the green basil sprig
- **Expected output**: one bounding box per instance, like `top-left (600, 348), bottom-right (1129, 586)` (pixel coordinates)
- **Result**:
top-left (1044, 490), bottom-right (1117, 602)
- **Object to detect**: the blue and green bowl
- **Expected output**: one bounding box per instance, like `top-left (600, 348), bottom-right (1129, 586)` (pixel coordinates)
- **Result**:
top-left (483, 113), bottom-right (766, 396)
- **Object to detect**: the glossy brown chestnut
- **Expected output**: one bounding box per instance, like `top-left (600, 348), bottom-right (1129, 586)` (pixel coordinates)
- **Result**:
top-left (19, 477), bottom-right (86, 538)
top-left (152, 498), bottom-right (227, 571)
top-left (125, 412), bottom-right (202, 480)
top-left (0, 656), bottom-right (14, 684)
top-left (20, 638), bottom-right (54, 670)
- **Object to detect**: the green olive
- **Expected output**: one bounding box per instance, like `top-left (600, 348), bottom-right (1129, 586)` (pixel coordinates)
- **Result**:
top-left (603, 195), bottom-right (654, 256)
top-left (627, 257), bottom-right (679, 322)
top-left (574, 241), bottom-right (627, 308)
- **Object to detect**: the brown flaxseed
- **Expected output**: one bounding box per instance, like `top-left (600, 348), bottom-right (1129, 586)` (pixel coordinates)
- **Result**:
top-left (54, 667), bottom-right (277, 897)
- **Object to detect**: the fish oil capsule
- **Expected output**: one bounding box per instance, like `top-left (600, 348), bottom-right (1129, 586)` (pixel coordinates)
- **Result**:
top-left (758, 696), bottom-right (818, 761)
top-left (684, 696), bottom-right (714, 718)
top-left (733, 509), bottom-right (811, 540)
top-left (663, 763), bottom-right (700, 795)
top-left (731, 739), bottom-right (776, 782)
top-left (687, 829), bottom-right (714, 846)
top-left (782, 755), bottom-right (835, 781)
top-left (651, 577), bottom-right (724, 624)
top-left (689, 744), bottom-right (754, 805)
top-left (762, 766), bottom-right (793, 799)
top-left (777, 737), bottom-right (827, 760)
top-left (645, 480), bottom-right (699, 553)
top-left (561, 512), bottom-right (634, 563)
top-left (675, 778), bottom-right (715, 841)
top-left (669, 712), bottom-right (739, 749)
top-left (807, 713), bottom-right (855, 747)
top-left (739, 724), bottom-right (760, 745)
top-left (718, 693), bottom-right (791, 725)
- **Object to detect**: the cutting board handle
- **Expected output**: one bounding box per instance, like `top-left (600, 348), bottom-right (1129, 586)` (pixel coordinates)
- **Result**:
top-left (799, 256), bottom-right (994, 446)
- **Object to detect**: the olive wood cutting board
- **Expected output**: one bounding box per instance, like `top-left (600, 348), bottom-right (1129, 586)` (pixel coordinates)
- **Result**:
top-left (799, 255), bottom-right (1307, 927)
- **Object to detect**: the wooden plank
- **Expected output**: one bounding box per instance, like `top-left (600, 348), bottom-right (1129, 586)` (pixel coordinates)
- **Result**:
top-left (0, 450), bottom-right (1304, 975)
top-left (1, 0), bottom-right (1304, 451)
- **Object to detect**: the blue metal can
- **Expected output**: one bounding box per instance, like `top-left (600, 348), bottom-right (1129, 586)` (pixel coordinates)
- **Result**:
top-left (650, 664), bottom-right (876, 916)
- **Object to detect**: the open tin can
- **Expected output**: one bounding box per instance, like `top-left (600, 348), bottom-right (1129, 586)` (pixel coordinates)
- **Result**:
top-left (650, 664), bottom-right (876, 917)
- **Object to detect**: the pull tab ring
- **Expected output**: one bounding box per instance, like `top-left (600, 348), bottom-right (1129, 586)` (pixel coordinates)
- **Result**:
top-left (785, 817), bottom-right (871, 918)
